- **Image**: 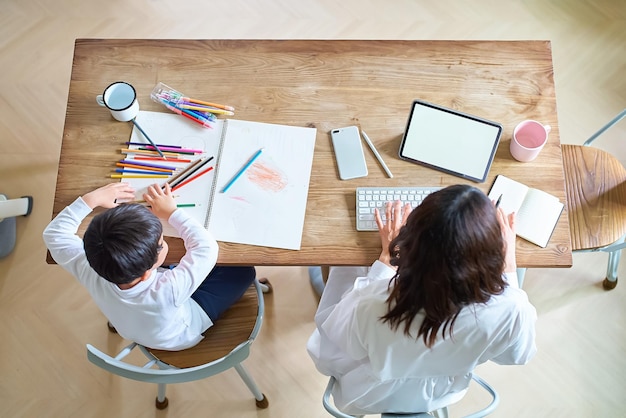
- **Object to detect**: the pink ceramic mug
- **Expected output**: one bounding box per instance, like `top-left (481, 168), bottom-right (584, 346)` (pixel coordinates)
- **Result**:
top-left (510, 120), bottom-right (551, 162)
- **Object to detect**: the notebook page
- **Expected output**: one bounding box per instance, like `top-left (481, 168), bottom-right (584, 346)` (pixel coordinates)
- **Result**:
top-left (487, 175), bottom-right (529, 213)
top-left (208, 119), bottom-right (317, 250)
top-left (125, 111), bottom-right (224, 237)
top-left (516, 188), bottom-right (564, 247)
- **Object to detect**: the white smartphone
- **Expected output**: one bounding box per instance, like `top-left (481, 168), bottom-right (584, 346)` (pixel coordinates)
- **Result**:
top-left (330, 126), bottom-right (368, 180)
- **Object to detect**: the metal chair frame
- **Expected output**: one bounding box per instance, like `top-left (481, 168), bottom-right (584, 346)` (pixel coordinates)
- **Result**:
top-left (86, 278), bottom-right (267, 409)
top-left (322, 374), bottom-right (499, 418)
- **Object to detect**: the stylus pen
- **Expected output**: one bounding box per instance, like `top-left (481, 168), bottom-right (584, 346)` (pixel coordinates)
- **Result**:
top-left (495, 194), bottom-right (503, 208)
top-left (361, 131), bottom-right (393, 178)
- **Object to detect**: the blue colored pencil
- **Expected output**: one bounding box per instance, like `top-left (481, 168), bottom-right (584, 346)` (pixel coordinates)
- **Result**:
top-left (220, 148), bottom-right (264, 193)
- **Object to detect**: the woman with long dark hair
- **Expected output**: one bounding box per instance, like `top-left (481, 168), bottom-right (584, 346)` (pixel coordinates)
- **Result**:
top-left (307, 185), bottom-right (536, 415)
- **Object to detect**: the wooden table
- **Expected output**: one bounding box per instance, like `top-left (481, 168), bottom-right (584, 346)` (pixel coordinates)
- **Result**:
top-left (50, 39), bottom-right (572, 268)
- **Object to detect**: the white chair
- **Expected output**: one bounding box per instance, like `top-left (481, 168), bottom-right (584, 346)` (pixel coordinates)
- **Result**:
top-left (86, 278), bottom-right (268, 410)
top-left (561, 109), bottom-right (626, 290)
top-left (0, 194), bottom-right (32, 258)
top-left (322, 374), bottom-right (499, 418)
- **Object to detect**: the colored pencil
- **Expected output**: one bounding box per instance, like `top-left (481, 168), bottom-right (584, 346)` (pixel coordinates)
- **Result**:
top-left (182, 97), bottom-right (235, 111)
top-left (178, 107), bottom-right (214, 124)
top-left (115, 168), bottom-right (166, 175)
top-left (137, 147), bottom-right (196, 155)
top-left (176, 203), bottom-right (199, 208)
top-left (119, 159), bottom-right (178, 171)
top-left (133, 144), bottom-right (203, 154)
top-left (134, 156), bottom-right (193, 163)
top-left (120, 148), bottom-right (181, 157)
top-left (161, 101), bottom-right (213, 128)
top-left (166, 157), bottom-right (206, 186)
top-left (127, 141), bottom-right (182, 149)
top-left (171, 166), bottom-right (214, 192)
top-left (170, 156), bottom-right (215, 188)
top-left (178, 104), bottom-right (235, 116)
top-left (116, 163), bottom-right (173, 173)
top-left (186, 108), bottom-right (217, 122)
top-left (130, 119), bottom-right (167, 159)
top-left (220, 148), bottom-right (263, 193)
top-left (110, 174), bottom-right (170, 179)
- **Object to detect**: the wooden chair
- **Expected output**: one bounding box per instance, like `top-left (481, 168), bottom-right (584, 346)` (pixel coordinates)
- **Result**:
top-left (86, 278), bottom-right (268, 410)
top-left (562, 109), bottom-right (626, 290)
top-left (322, 374), bottom-right (499, 418)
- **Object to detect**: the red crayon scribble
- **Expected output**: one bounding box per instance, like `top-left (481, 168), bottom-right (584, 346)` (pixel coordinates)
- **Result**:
top-left (246, 162), bottom-right (287, 192)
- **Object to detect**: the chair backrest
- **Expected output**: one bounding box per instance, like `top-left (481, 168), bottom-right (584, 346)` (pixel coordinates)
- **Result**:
top-left (322, 374), bottom-right (499, 418)
top-left (86, 280), bottom-right (264, 383)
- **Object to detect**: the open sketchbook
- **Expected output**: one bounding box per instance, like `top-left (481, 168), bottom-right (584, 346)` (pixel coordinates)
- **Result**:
top-left (488, 175), bottom-right (564, 248)
top-left (124, 111), bottom-right (317, 250)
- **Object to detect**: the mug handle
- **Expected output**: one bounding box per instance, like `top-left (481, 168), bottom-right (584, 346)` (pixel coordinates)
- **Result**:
top-left (96, 95), bottom-right (105, 107)
top-left (544, 124), bottom-right (552, 133)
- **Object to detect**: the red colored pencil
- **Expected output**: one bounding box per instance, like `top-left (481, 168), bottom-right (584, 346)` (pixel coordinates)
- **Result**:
top-left (171, 166), bottom-right (214, 191)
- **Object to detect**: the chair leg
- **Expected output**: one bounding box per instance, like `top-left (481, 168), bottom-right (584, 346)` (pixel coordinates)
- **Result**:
top-left (155, 383), bottom-right (169, 409)
top-left (603, 250), bottom-right (621, 290)
top-left (259, 277), bottom-right (273, 294)
top-left (234, 363), bottom-right (269, 408)
top-left (107, 321), bottom-right (118, 334)
top-left (432, 407), bottom-right (449, 418)
top-left (516, 267), bottom-right (527, 288)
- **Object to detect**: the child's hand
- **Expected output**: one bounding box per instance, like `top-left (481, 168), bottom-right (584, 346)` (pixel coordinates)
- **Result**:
top-left (82, 182), bottom-right (136, 209)
top-left (143, 183), bottom-right (177, 220)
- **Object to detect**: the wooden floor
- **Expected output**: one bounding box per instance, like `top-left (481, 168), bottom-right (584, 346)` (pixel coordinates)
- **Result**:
top-left (1, 1), bottom-right (625, 417)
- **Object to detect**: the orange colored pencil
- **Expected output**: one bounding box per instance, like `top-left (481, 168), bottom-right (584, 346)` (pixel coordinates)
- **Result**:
top-left (116, 162), bottom-right (173, 173)
top-left (182, 97), bottom-right (235, 112)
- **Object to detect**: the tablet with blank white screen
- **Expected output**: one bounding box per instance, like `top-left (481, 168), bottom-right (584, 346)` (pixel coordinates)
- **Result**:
top-left (398, 100), bottom-right (502, 183)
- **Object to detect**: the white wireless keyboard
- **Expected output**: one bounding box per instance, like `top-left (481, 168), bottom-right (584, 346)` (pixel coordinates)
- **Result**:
top-left (356, 186), bottom-right (442, 231)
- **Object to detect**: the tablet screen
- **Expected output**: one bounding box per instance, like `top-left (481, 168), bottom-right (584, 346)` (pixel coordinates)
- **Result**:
top-left (398, 100), bottom-right (502, 183)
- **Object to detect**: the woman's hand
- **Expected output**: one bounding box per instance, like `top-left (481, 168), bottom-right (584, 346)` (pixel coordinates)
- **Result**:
top-left (374, 200), bottom-right (412, 266)
top-left (82, 182), bottom-right (135, 209)
top-left (496, 206), bottom-right (517, 273)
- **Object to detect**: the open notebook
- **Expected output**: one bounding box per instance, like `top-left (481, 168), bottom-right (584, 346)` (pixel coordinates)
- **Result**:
top-left (124, 111), bottom-right (317, 250)
top-left (488, 175), bottom-right (564, 248)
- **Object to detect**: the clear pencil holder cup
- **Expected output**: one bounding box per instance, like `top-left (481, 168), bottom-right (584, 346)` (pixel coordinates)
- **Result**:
top-left (150, 82), bottom-right (221, 128)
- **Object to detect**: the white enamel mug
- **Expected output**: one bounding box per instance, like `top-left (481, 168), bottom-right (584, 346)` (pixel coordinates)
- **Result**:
top-left (96, 81), bottom-right (139, 121)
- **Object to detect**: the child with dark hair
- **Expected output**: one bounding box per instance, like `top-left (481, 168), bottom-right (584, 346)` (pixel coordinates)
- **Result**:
top-left (44, 182), bottom-right (255, 350)
top-left (308, 184), bottom-right (537, 415)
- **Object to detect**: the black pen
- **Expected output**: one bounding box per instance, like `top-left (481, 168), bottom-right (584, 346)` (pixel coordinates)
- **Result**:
top-left (495, 194), bottom-right (503, 208)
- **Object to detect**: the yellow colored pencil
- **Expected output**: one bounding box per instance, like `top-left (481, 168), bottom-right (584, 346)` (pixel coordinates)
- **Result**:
top-left (110, 174), bottom-right (170, 179)
top-left (120, 148), bottom-right (181, 157)
top-left (178, 104), bottom-right (235, 116)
